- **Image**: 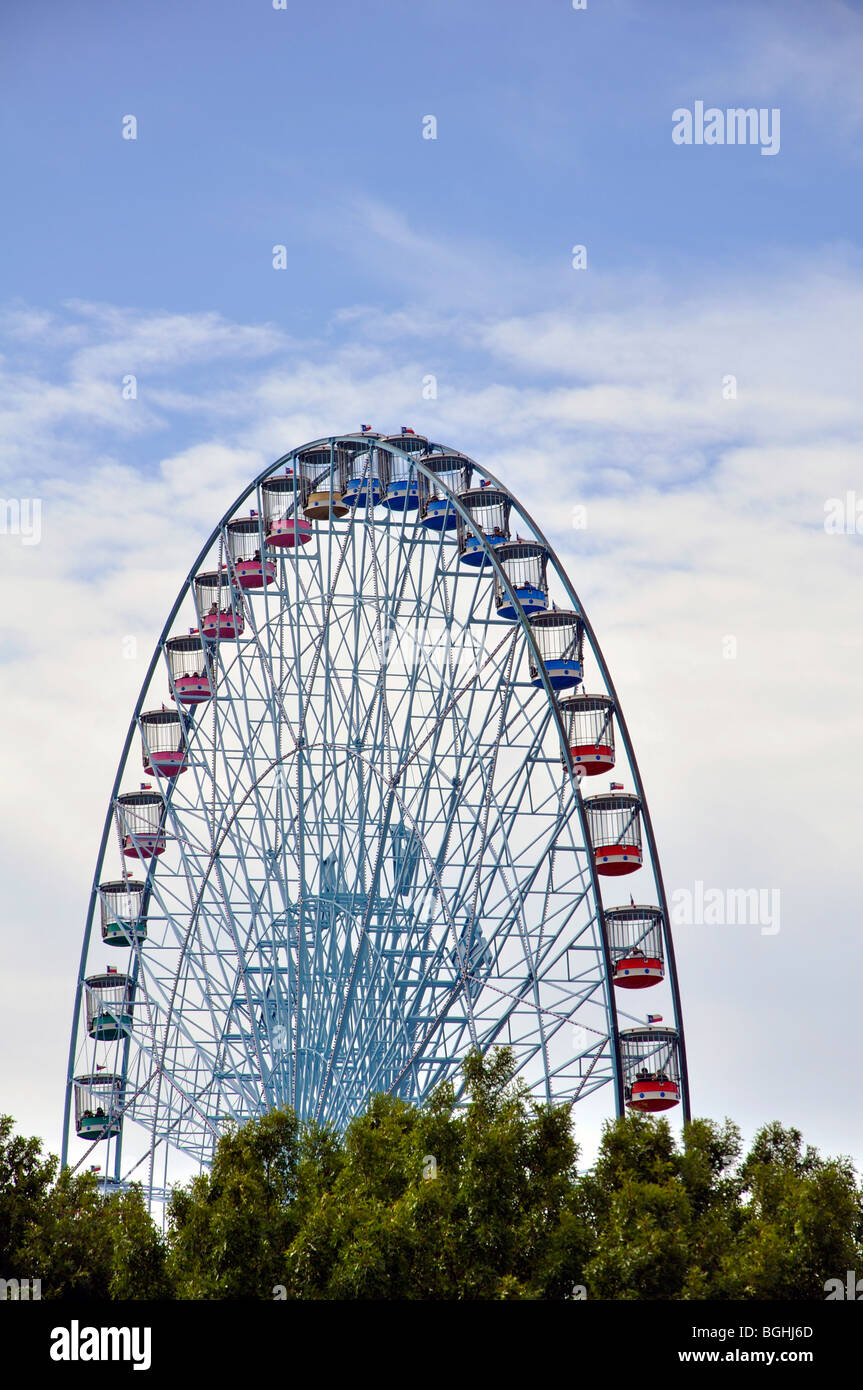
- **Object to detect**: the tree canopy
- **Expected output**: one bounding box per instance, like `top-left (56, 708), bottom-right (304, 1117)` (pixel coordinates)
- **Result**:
top-left (3, 1052), bottom-right (861, 1300)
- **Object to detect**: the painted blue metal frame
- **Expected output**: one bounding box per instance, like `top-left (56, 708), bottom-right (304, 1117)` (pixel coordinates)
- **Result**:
top-left (62, 433), bottom-right (690, 1197)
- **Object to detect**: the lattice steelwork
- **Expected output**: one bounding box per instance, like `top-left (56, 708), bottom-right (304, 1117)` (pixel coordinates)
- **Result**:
top-left (62, 433), bottom-right (689, 1204)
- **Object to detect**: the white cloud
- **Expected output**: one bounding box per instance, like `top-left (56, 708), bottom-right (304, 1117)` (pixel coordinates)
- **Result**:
top-left (1, 271), bottom-right (860, 1169)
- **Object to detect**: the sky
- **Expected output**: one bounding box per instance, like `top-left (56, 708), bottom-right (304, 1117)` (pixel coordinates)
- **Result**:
top-left (1, 0), bottom-right (862, 1171)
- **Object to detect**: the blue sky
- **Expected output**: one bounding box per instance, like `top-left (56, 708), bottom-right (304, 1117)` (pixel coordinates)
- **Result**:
top-left (2, 0), bottom-right (860, 328)
top-left (1, 0), bottom-right (862, 1167)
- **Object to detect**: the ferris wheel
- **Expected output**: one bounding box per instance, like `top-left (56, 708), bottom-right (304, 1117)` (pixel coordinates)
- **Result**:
top-left (62, 430), bottom-right (690, 1202)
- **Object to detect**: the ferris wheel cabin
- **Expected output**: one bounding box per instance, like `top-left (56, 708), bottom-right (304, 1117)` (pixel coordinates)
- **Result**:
top-left (116, 790), bottom-right (165, 859)
top-left (583, 791), bottom-right (643, 875)
top-left (620, 1026), bottom-right (681, 1112)
top-left (605, 904), bottom-right (665, 988)
top-left (73, 1073), bottom-right (124, 1140)
top-left (261, 472), bottom-right (312, 548)
top-left (419, 454), bottom-right (473, 530)
top-left (194, 569), bottom-right (244, 640)
top-left (380, 432), bottom-right (429, 510)
top-left (560, 693), bottom-right (616, 775)
top-left (458, 487), bottom-right (511, 566)
top-left (99, 879), bottom-right (147, 947)
top-left (529, 609), bottom-right (584, 690)
top-left (139, 709), bottom-right (188, 778)
top-left (494, 542), bottom-right (549, 619)
top-left (84, 972), bottom-right (135, 1041)
top-left (226, 517), bottom-right (276, 588)
top-left (165, 634), bottom-right (214, 704)
top-left (342, 445), bottom-right (387, 508)
top-left (297, 443), bottom-right (351, 521)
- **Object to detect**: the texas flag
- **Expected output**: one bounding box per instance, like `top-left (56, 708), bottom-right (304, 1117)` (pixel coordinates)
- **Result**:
top-left (400, 426), bottom-right (415, 435)
top-left (647, 1014), bottom-right (663, 1024)
top-left (106, 966), bottom-right (117, 975)
top-left (361, 424), bottom-right (373, 433)
top-left (610, 781), bottom-right (624, 791)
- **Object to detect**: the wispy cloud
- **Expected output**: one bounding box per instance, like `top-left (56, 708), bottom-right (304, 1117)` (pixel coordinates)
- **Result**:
top-left (1, 257), bottom-right (860, 1159)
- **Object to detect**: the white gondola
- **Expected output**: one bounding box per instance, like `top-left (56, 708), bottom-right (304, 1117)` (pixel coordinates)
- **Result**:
top-left (99, 879), bottom-right (147, 947)
top-left (84, 972), bottom-right (135, 1040)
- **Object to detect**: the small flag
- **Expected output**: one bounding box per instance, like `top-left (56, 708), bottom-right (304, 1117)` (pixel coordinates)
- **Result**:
top-left (630, 895), bottom-right (636, 908)
top-left (188, 627), bottom-right (199, 636)
top-left (480, 478), bottom-right (492, 488)
top-left (106, 966), bottom-right (117, 975)
top-left (249, 508), bottom-right (258, 517)
top-left (361, 424), bottom-right (373, 433)
top-left (95, 1064), bottom-right (106, 1072)
top-left (610, 781), bottom-right (624, 791)
top-left (400, 426), bottom-right (415, 435)
top-left (647, 1014), bottom-right (663, 1024)
top-left (89, 1165), bottom-right (102, 1173)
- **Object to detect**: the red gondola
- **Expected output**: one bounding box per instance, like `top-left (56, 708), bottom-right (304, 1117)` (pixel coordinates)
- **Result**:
top-left (226, 517), bottom-right (276, 588)
top-left (165, 635), bottom-right (214, 704)
top-left (583, 792), bottom-right (643, 876)
top-left (140, 710), bottom-right (188, 778)
top-left (261, 473), bottom-right (313, 547)
top-left (116, 790), bottom-right (166, 859)
top-left (620, 1026), bottom-right (681, 1113)
top-left (559, 694), bottom-right (616, 776)
top-left (195, 571), bottom-right (244, 640)
top-left (628, 1076), bottom-right (680, 1112)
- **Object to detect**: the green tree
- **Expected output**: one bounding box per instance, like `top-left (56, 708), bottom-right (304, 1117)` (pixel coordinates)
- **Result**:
top-left (581, 1112), bottom-right (691, 1299)
top-left (107, 1185), bottom-right (171, 1299)
top-left (5, 1083), bottom-right (863, 1302)
top-left (16, 1167), bottom-right (115, 1298)
top-left (167, 1107), bottom-right (299, 1298)
top-left (725, 1122), bottom-right (863, 1299)
top-left (282, 1048), bottom-right (589, 1300)
top-left (0, 1114), bottom-right (57, 1273)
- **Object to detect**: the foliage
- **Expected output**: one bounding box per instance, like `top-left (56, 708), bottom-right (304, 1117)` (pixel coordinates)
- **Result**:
top-left (2, 1061), bottom-right (862, 1300)
top-left (167, 1108), bottom-right (300, 1298)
